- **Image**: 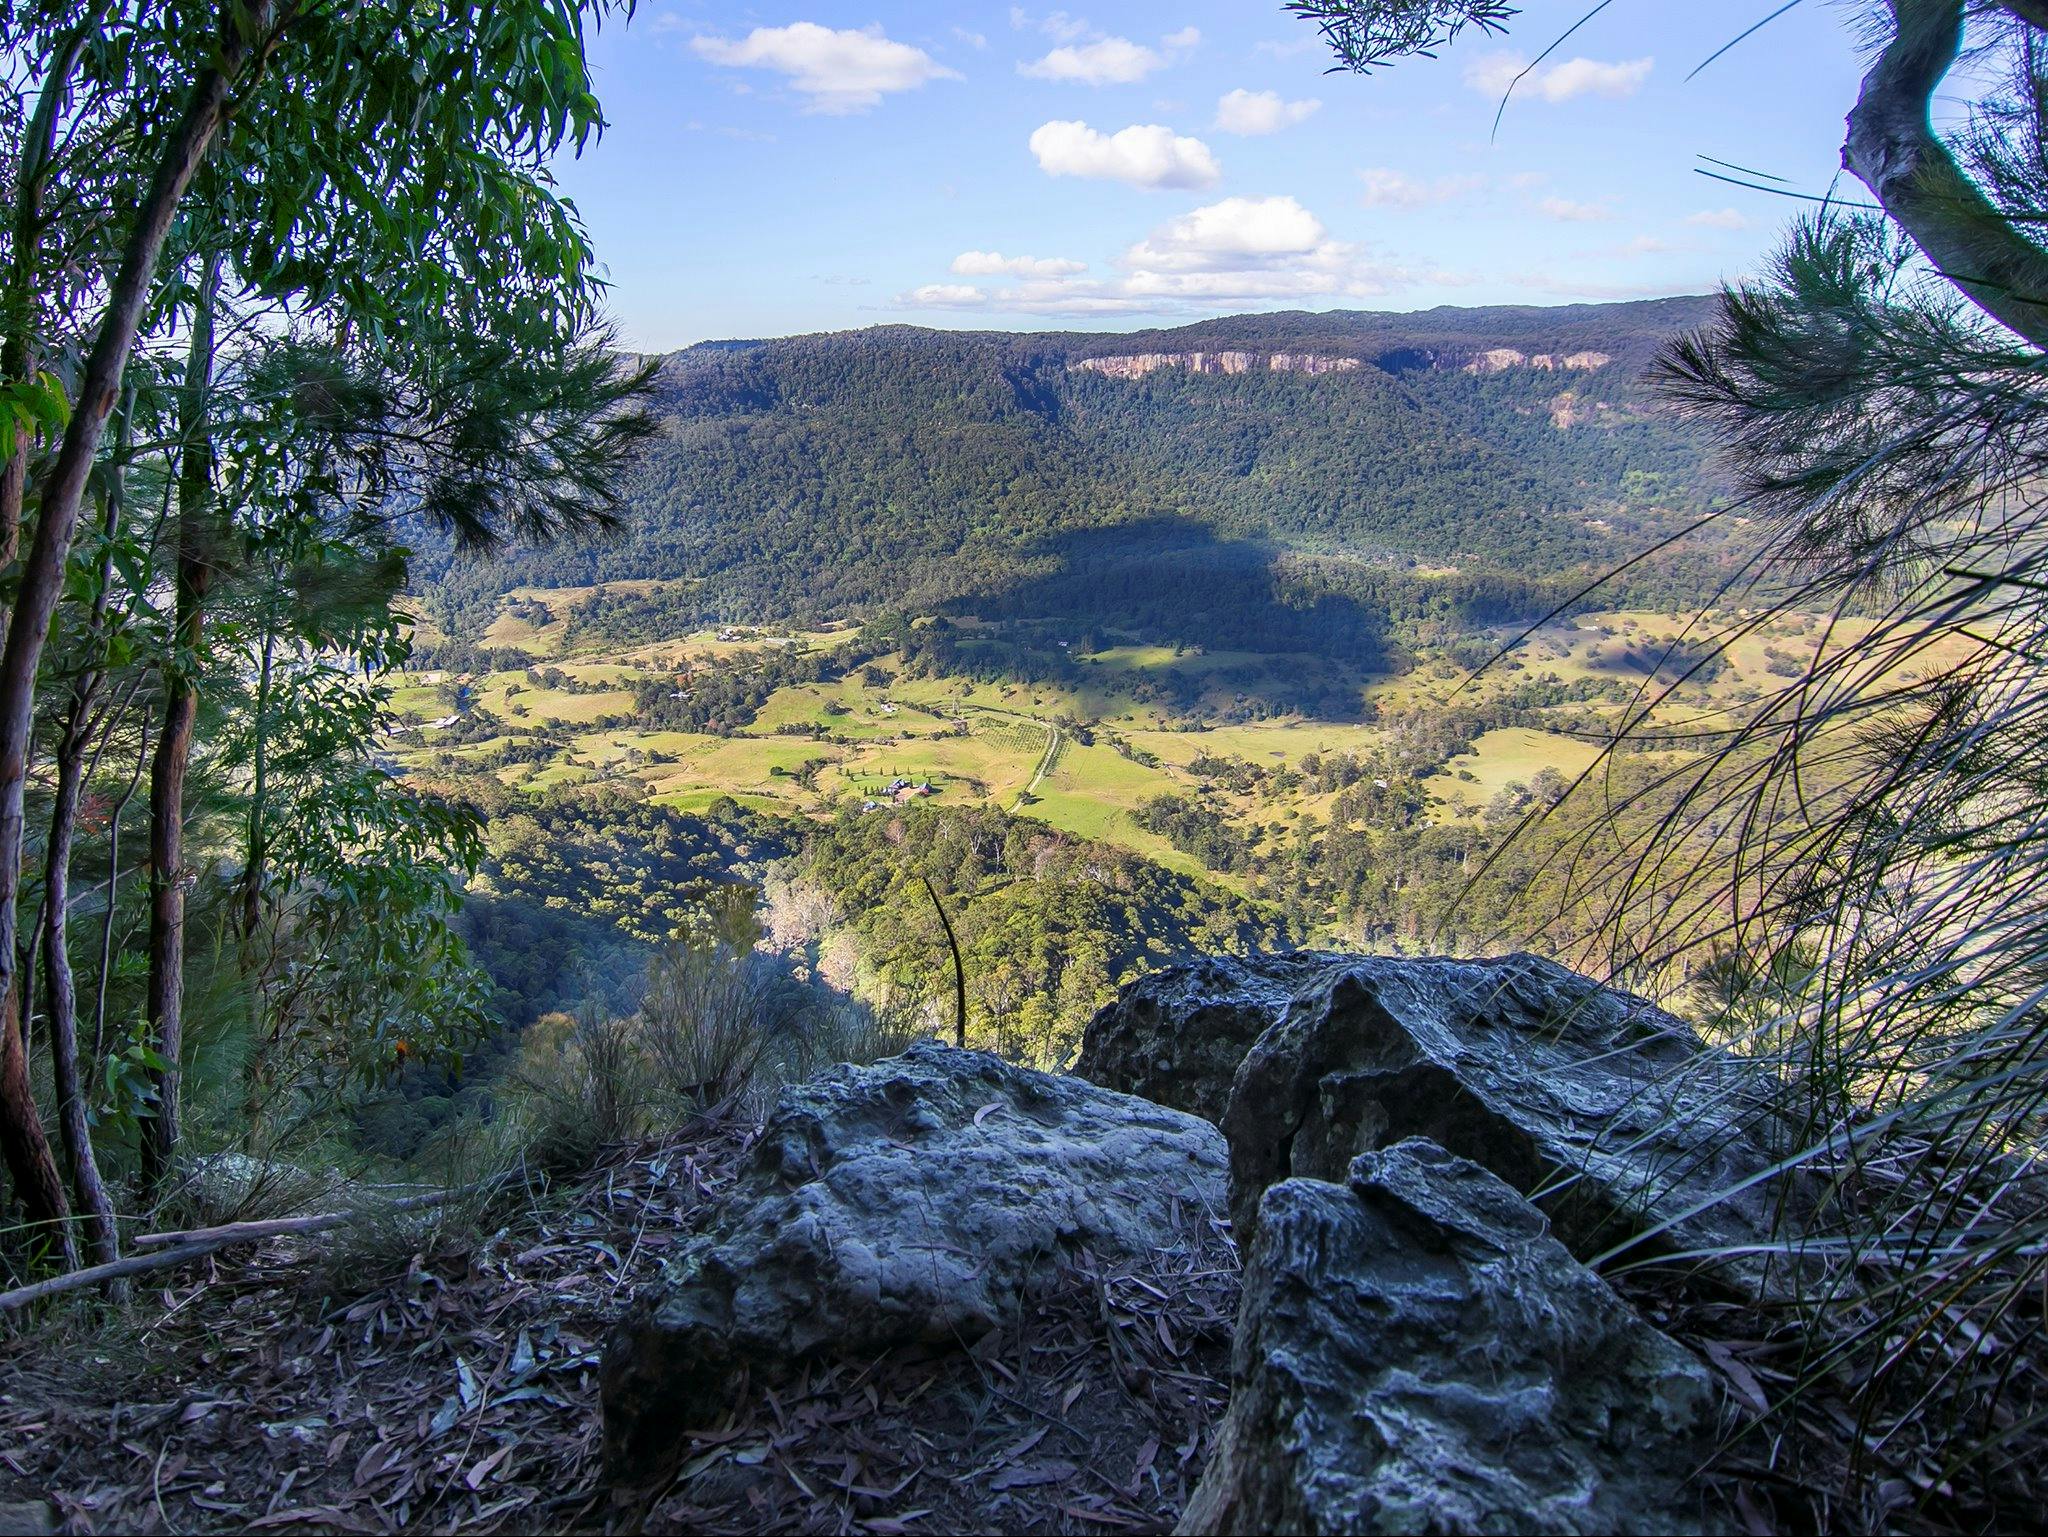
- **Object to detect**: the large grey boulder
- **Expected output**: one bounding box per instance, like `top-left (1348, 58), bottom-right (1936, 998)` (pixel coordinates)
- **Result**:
top-left (1073, 951), bottom-right (1335, 1122)
top-left (1180, 1139), bottom-right (1728, 1536)
top-left (602, 1041), bottom-right (1228, 1482)
top-left (1087, 951), bottom-right (1792, 1285)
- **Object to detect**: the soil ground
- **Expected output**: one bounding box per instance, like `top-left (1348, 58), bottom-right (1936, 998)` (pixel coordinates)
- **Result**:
top-left (0, 1117), bottom-right (1234, 1536)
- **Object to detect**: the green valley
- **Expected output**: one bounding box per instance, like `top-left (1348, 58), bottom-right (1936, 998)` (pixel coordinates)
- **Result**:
top-left (384, 301), bottom-right (1814, 1047)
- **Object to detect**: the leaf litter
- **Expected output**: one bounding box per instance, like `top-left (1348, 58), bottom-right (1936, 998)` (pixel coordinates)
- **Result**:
top-left (0, 1113), bottom-right (1236, 1535)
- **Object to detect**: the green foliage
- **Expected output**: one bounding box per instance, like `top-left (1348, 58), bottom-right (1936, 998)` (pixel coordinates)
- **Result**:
top-left (792, 802), bottom-right (1291, 1066)
top-left (0, 371), bottom-right (69, 460)
top-left (442, 781), bottom-right (790, 1025)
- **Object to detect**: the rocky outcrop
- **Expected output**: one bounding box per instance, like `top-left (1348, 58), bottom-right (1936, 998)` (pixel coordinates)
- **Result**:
top-left (1073, 951), bottom-right (1330, 1122)
top-left (1464, 347), bottom-right (1613, 374)
top-left (1071, 352), bottom-right (1364, 379)
top-left (601, 1042), bottom-right (1227, 1483)
top-left (1178, 1140), bottom-right (1728, 1536)
top-left (1080, 952), bottom-right (1794, 1288)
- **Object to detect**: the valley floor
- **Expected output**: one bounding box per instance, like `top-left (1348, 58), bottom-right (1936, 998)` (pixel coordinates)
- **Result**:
top-left (396, 589), bottom-right (1854, 890)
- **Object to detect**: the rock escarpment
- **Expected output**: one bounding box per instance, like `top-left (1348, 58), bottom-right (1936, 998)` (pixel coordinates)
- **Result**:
top-left (1178, 1140), bottom-right (1727, 1536)
top-left (1083, 950), bottom-right (1795, 1289)
top-left (601, 1041), bottom-right (1227, 1483)
top-left (1071, 351), bottom-right (1364, 379)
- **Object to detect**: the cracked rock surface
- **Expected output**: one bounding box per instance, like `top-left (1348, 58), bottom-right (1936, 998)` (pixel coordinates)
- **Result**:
top-left (1179, 1139), bottom-right (1730, 1536)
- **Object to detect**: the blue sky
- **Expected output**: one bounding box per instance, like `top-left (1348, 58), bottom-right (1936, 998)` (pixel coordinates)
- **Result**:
top-left (555, 2), bottom-right (1873, 350)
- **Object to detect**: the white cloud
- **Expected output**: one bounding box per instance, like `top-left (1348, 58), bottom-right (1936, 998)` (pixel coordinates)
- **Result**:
top-left (1538, 195), bottom-right (1614, 223)
top-left (1029, 120), bottom-right (1221, 189)
top-left (1358, 168), bottom-right (1485, 209)
top-left (692, 23), bottom-right (959, 114)
top-left (1686, 207), bottom-right (1751, 230)
top-left (1162, 26), bottom-right (1201, 50)
top-left (1214, 88), bottom-right (1321, 136)
top-left (898, 194), bottom-right (1467, 317)
top-left (1465, 51), bottom-right (1653, 103)
top-left (952, 27), bottom-right (989, 50)
top-left (1115, 194), bottom-right (1422, 301)
top-left (1021, 36), bottom-right (1165, 84)
top-left (902, 283), bottom-right (989, 307)
top-left (952, 250), bottom-right (1088, 277)
top-left (1125, 195), bottom-right (1327, 270)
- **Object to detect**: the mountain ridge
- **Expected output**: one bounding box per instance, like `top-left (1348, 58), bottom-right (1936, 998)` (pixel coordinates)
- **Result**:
top-left (421, 296), bottom-right (1725, 646)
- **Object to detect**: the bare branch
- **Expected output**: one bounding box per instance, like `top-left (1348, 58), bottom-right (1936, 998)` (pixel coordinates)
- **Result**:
top-left (1845, 0), bottom-right (2048, 345)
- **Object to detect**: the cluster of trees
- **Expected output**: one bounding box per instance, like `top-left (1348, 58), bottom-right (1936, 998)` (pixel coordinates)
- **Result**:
top-left (630, 643), bottom-right (850, 736)
top-left (350, 784), bottom-right (795, 1159)
top-left (446, 782), bottom-right (790, 1024)
top-left (0, 1), bottom-right (648, 1283)
top-left (788, 803), bottom-right (1291, 1067)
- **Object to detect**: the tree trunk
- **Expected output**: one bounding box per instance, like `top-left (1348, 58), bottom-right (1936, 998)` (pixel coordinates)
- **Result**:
top-left (1844, 0), bottom-right (2048, 348)
top-left (142, 253), bottom-right (222, 1194)
top-left (96, 725), bottom-right (149, 1069)
top-left (238, 626), bottom-right (275, 940)
top-left (41, 425), bottom-right (136, 1271)
top-left (0, 2), bottom-right (262, 1231)
top-left (44, 741), bottom-right (118, 1268)
top-left (0, 9), bottom-right (117, 1260)
top-left (0, 6), bottom-right (108, 579)
top-left (0, 984), bottom-right (72, 1264)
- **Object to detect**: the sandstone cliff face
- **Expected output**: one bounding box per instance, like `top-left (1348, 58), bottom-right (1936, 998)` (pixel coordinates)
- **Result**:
top-left (1070, 351), bottom-right (1364, 379)
top-left (1070, 346), bottom-right (1612, 381)
top-left (1465, 346), bottom-right (1614, 374)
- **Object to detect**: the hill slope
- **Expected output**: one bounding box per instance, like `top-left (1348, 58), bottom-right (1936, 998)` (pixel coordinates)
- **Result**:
top-left (417, 297), bottom-right (1723, 648)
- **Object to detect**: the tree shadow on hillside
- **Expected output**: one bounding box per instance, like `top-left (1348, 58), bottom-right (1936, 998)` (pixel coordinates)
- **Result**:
top-left (941, 517), bottom-right (1387, 722)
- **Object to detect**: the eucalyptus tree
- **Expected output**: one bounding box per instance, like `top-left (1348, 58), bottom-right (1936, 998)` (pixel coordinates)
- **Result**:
top-left (190, 325), bottom-right (650, 1150)
top-left (0, 0), bottom-right (638, 1256)
top-left (1293, 0), bottom-right (2048, 1511)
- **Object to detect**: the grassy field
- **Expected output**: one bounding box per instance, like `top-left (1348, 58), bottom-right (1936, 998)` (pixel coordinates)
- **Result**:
top-left (1425, 727), bottom-right (1609, 820)
top-left (392, 584), bottom-right (1807, 876)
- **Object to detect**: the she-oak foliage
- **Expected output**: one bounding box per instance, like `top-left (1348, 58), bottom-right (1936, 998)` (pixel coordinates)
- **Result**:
top-left (1302, 0), bottom-right (2048, 1523)
top-left (0, 0), bottom-right (648, 1281)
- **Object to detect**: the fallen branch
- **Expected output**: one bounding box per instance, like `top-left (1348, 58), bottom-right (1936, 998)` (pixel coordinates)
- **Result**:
top-left (132, 1186), bottom-right (463, 1251)
top-left (1, 1174), bottom-right (513, 1316)
top-left (0, 1240), bottom-right (218, 1314)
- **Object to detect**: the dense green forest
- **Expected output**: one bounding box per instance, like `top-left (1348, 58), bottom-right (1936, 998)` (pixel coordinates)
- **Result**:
top-left (414, 300), bottom-right (1728, 648)
top-left (784, 802), bottom-right (1292, 1068)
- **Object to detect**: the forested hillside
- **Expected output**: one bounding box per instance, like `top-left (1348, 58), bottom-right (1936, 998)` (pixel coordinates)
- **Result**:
top-left (416, 298), bottom-right (1723, 646)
